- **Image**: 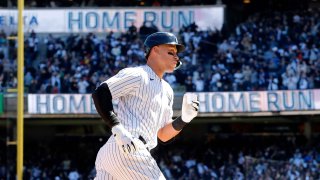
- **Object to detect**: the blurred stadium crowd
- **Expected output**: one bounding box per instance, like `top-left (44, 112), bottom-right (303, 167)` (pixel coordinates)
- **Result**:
top-left (0, 8), bottom-right (320, 94)
top-left (1, 134), bottom-right (320, 179)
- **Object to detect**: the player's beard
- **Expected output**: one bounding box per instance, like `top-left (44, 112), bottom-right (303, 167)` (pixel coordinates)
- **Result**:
top-left (166, 61), bottom-right (177, 73)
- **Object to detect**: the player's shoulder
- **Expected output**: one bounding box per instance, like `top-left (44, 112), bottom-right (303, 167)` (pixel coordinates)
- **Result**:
top-left (128, 65), bottom-right (155, 80)
top-left (162, 79), bottom-right (174, 95)
top-left (161, 78), bottom-right (171, 87)
top-left (117, 65), bottom-right (159, 82)
top-left (117, 66), bottom-right (145, 77)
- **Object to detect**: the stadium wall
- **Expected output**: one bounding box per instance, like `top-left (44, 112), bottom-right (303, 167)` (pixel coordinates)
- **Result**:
top-left (1, 89), bottom-right (320, 119)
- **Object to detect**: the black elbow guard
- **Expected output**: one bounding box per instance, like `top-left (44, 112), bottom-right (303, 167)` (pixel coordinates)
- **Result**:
top-left (92, 83), bottom-right (119, 128)
top-left (158, 137), bottom-right (176, 145)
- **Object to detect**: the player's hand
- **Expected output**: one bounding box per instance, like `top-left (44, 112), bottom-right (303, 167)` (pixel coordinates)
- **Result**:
top-left (111, 124), bottom-right (139, 154)
top-left (181, 93), bottom-right (199, 123)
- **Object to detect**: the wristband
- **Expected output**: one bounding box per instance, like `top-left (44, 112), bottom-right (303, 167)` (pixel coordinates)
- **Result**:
top-left (172, 116), bottom-right (187, 131)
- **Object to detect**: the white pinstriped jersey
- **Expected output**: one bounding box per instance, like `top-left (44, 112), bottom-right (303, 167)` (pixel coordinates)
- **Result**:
top-left (94, 65), bottom-right (172, 179)
top-left (104, 65), bottom-right (174, 150)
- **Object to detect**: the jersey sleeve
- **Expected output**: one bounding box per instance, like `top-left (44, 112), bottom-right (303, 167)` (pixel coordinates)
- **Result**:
top-left (103, 68), bottom-right (141, 99)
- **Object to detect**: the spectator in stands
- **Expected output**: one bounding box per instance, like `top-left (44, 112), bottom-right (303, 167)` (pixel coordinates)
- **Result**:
top-left (0, 30), bottom-right (6, 48)
top-left (68, 168), bottom-right (80, 180)
top-left (267, 75), bottom-right (279, 90)
top-left (77, 76), bottom-right (89, 94)
top-left (127, 22), bottom-right (138, 41)
top-left (152, 0), bottom-right (161, 6)
top-left (298, 73), bottom-right (309, 89)
top-left (139, 21), bottom-right (158, 41)
top-left (7, 32), bottom-right (17, 61)
top-left (194, 77), bottom-right (205, 92)
top-left (164, 73), bottom-right (177, 88)
top-left (30, 165), bottom-right (42, 179)
top-left (25, 30), bottom-right (39, 67)
top-left (209, 70), bottom-right (221, 91)
top-left (286, 74), bottom-right (299, 90)
top-left (24, 71), bottom-right (34, 89)
top-left (314, 71), bottom-right (320, 88)
top-left (233, 69), bottom-right (244, 91)
top-left (185, 75), bottom-right (195, 91)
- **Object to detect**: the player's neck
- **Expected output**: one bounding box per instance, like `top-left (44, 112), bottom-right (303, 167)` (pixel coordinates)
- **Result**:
top-left (146, 61), bottom-right (164, 79)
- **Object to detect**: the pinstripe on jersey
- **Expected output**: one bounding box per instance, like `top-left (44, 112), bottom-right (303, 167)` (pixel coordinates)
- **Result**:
top-left (95, 136), bottom-right (166, 180)
top-left (105, 65), bottom-right (174, 150)
top-left (95, 65), bottom-right (173, 179)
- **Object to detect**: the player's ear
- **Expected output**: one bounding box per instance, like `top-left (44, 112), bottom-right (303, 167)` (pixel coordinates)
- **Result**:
top-left (153, 45), bottom-right (160, 54)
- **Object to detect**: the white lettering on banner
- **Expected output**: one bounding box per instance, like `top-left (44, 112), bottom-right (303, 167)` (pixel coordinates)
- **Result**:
top-left (0, 6), bottom-right (224, 33)
top-left (28, 94), bottom-right (97, 114)
top-left (197, 90), bottom-right (320, 113)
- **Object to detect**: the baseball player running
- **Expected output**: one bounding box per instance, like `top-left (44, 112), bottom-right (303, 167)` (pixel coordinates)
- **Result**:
top-left (92, 32), bottom-right (199, 180)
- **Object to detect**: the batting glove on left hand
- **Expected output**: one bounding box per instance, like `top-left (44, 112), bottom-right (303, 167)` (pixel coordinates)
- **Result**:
top-left (111, 124), bottom-right (139, 154)
top-left (181, 93), bottom-right (199, 123)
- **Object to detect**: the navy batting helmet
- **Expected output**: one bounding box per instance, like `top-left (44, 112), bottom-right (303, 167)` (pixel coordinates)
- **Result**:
top-left (144, 32), bottom-right (185, 69)
top-left (144, 32), bottom-right (185, 58)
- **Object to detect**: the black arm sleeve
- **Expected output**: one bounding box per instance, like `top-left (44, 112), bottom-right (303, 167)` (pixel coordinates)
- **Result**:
top-left (158, 137), bottom-right (176, 145)
top-left (92, 83), bottom-right (120, 128)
